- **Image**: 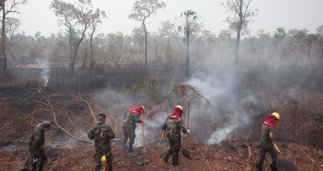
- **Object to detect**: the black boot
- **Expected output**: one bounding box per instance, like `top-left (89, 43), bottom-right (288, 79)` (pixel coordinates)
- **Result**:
top-left (128, 144), bottom-right (133, 153)
top-left (270, 163), bottom-right (277, 171)
top-left (256, 163), bottom-right (263, 171)
top-left (163, 152), bottom-right (170, 164)
top-left (123, 140), bottom-right (127, 149)
top-left (172, 153), bottom-right (179, 166)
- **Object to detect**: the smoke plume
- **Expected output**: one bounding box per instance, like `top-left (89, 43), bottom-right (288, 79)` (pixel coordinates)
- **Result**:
top-left (186, 69), bottom-right (258, 145)
top-left (36, 57), bottom-right (50, 87)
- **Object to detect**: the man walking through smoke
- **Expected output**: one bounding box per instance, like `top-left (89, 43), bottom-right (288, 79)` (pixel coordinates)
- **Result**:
top-left (161, 105), bottom-right (190, 166)
top-left (88, 113), bottom-right (115, 171)
top-left (256, 112), bottom-right (281, 171)
top-left (122, 106), bottom-right (145, 153)
top-left (122, 105), bottom-right (145, 153)
top-left (28, 121), bottom-right (51, 171)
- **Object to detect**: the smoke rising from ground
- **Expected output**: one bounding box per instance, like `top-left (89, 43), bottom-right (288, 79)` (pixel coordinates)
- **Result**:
top-left (134, 112), bottom-right (168, 147)
top-left (186, 70), bottom-right (258, 145)
top-left (207, 112), bottom-right (250, 144)
top-left (36, 57), bottom-right (50, 87)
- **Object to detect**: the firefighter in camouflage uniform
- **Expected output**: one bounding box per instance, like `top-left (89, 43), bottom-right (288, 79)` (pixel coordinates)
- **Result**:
top-left (122, 105), bottom-right (145, 152)
top-left (161, 105), bottom-right (190, 166)
top-left (28, 121), bottom-right (51, 171)
top-left (256, 112), bottom-right (280, 171)
top-left (88, 113), bottom-right (115, 171)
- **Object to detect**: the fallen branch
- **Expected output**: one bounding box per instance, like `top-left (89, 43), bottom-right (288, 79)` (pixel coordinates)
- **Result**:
top-left (247, 145), bottom-right (252, 159)
top-left (46, 97), bottom-right (90, 143)
top-left (31, 87), bottom-right (90, 143)
top-left (74, 95), bottom-right (97, 123)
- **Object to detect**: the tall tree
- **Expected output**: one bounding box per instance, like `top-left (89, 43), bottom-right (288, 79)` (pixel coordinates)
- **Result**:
top-left (0, 0), bottom-right (27, 72)
top-left (89, 9), bottom-right (106, 69)
top-left (289, 29), bottom-right (307, 65)
top-left (132, 26), bottom-right (145, 53)
top-left (224, 0), bottom-right (257, 69)
top-left (316, 25), bottom-right (323, 60)
top-left (316, 24), bottom-right (323, 35)
top-left (5, 17), bottom-right (20, 44)
top-left (129, 0), bottom-right (166, 71)
top-left (51, 0), bottom-right (100, 72)
top-left (51, 0), bottom-right (79, 70)
top-left (303, 34), bottom-right (318, 68)
top-left (273, 27), bottom-right (286, 42)
top-left (178, 10), bottom-right (201, 77)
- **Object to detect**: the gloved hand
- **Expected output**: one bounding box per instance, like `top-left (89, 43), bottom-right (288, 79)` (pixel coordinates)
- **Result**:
top-left (186, 129), bottom-right (191, 134)
top-left (161, 131), bottom-right (167, 139)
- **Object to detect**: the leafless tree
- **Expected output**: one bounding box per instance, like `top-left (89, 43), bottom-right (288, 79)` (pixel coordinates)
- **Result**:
top-left (89, 9), bottom-right (106, 69)
top-left (178, 10), bottom-right (202, 77)
top-left (4, 17), bottom-right (20, 44)
top-left (303, 34), bottom-right (318, 68)
top-left (129, 0), bottom-right (166, 71)
top-left (0, 0), bottom-right (27, 72)
top-left (51, 0), bottom-right (104, 72)
top-left (224, 0), bottom-right (258, 70)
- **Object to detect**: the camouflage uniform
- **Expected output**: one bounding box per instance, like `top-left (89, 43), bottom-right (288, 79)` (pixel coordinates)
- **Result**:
top-left (256, 124), bottom-right (277, 171)
top-left (161, 117), bottom-right (188, 166)
top-left (28, 127), bottom-right (47, 171)
top-left (88, 122), bottom-right (115, 171)
top-left (122, 112), bottom-right (142, 152)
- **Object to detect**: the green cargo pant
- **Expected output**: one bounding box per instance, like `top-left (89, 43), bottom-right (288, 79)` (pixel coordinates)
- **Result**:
top-left (256, 146), bottom-right (277, 171)
top-left (163, 133), bottom-right (181, 166)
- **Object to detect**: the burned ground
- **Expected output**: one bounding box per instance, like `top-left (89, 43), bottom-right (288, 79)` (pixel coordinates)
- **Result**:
top-left (1, 140), bottom-right (322, 171)
top-left (0, 67), bottom-right (323, 171)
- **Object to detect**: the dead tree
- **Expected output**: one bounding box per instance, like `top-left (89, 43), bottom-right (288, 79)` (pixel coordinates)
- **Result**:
top-left (224, 0), bottom-right (257, 70)
top-left (0, 0), bottom-right (27, 72)
top-left (129, 0), bottom-right (166, 71)
top-left (173, 84), bottom-right (210, 129)
top-left (178, 10), bottom-right (201, 77)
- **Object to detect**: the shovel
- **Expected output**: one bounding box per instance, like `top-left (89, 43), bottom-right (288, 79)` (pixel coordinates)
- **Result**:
top-left (181, 98), bottom-right (192, 159)
top-left (181, 134), bottom-right (192, 159)
top-left (274, 143), bottom-right (296, 171)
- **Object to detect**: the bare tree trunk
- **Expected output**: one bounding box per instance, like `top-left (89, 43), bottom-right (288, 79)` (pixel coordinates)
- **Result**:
top-left (142, 20), bottom-right (148, 71)
top-left (185, 17), bottom-right (190, 77)
top-left (82, 41), bottom-right (88, 68)
top-left (68, 28), bottom-right (73, 64)
top-left (167, 37), bottom-right (172, 65)
top-left (70, 29), bottom-right (87, 73)
top-left (234, 0), bottom-right (243, 71)
top-left (89, 28), bottom-right (95, 69)
top-left (1, 1), bottom-right (7, 72)
top-left (235, 26), bottom-right (241, 69)
top-left (307, 42), bottom-right (312, 68)
top-left (295, 43), bottom-right (299, 66)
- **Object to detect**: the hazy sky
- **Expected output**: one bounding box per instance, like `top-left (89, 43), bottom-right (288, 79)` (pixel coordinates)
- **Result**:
top-left (14, 0), bottom-right (323, 36)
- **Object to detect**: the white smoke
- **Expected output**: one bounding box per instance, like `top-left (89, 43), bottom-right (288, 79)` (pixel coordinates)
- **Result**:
top-left (134, 112), bottom-right (168, 147)
top-left (37, 57), bottom-right (50, 87)
top-left (186, 72), bottom-right (234, 100)
top-left (207, 112), bottom-right (250, 145)
top-left (93, 88), bottom-right (169, 147)
top-left (186, 70), bottom-right (257, 145)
